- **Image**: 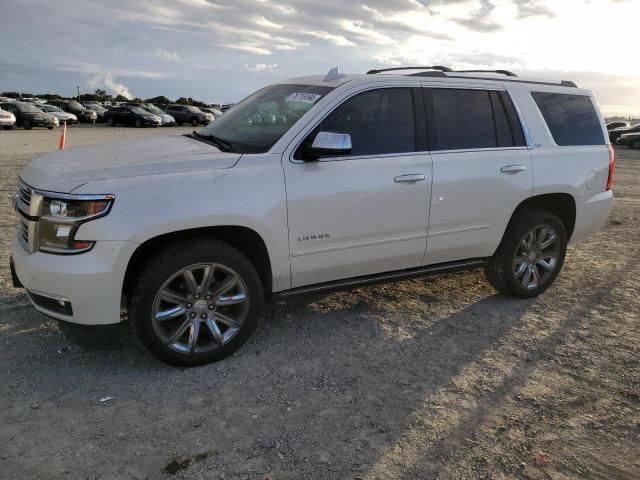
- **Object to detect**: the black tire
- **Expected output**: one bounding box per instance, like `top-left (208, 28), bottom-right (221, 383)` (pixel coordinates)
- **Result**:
top-left (484, 210), bottom-right (567, 298)
top-left (630, 139), bottom-right (640, 150)
top-left (47, 126), bottom-right (54, 130)
top-left (177, 121), bottom-right (183, 126)
top-left (128, 238), bottom-right (264, 366)
top-left (23, 120), bottom-right (32, 130)
top-left (107, 117), bottom-right (115, 126)
top-left (135, 119), bottom-right (142, 128)
top-left (2, 125), bottom-right (14, 130)
top-left (191, 117), bottom-right (199, 127)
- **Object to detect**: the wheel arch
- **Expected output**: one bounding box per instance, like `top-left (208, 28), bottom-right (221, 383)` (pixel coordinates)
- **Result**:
top-left (122, 226), bottom-right (273, 301)
top-left (505, 193), bottom-right (576, 243)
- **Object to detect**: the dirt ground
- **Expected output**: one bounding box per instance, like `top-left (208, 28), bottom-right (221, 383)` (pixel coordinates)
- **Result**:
top-left (1, 125), bottom-right (638, 480)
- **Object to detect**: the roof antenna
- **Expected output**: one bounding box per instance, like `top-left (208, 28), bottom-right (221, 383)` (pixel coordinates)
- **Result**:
top-left (323, 67), bottom-right (345, 82)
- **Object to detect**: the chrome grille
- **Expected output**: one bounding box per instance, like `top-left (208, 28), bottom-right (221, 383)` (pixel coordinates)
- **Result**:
top-left (19, 181), bottom-right (32, 208)
top-left (20, 219), bottom-right (29, 245)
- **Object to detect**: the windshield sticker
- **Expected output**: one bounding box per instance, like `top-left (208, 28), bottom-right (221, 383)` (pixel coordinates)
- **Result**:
top-left (285, 93), bottom-right (322, 104)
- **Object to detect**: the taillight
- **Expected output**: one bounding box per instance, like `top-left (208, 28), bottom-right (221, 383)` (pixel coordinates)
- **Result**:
top-left (606, 144), bottom-right (615, 191)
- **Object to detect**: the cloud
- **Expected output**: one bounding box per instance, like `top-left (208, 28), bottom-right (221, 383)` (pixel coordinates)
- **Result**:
top-left (246, 63), bottom-right (278, 72)
top-left (512, 0), bottom-right (554, 18)
top-left (87, 72), bottom-right (133, 99)
top-left (154, 48), bottom-right (179, 61)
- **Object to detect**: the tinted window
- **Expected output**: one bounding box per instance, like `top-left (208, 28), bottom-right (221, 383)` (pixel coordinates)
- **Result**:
top-left (431, 89), bottom-right (496, 150)
top-left (315, 88), bottom-right (415, 157)
top-left (532, 92), bottom-right (604, 146)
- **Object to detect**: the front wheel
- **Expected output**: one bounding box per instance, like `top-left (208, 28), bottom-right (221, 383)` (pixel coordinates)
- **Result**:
top-left (135, 119), bottom-right (142, 128)
top-left (484, 210), bottom-right (567, 298)
top-left (630, 139), bottom-right (640, 150)
top-left (191, 117), bottom-right (199, 127)
top-left (107, 117), bottom-right (115, 126)
top-left (23, 120), bottom-right (32, 130)
top-left (128, 239), bottom-right (264, 366)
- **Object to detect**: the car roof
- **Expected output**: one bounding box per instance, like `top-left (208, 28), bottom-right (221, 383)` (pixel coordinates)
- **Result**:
top-left (276, 68), bottom-right (588, 94)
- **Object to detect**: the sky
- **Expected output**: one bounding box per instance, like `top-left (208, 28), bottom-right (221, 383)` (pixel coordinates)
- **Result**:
top-left (0, 0), bottom-right (638, 116)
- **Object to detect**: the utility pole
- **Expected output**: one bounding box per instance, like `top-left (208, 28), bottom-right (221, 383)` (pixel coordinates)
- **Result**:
top-left (76, 86), bottom-right (80, 101)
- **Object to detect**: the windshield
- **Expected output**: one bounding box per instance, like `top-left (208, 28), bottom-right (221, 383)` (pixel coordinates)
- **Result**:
top-left (129, 107), bottom-right (149, 115)
top-left (87, 105), bottom-right (106, 112)
top-left (16, 103), bottom-right (42, 113)
top-left (44, 105), bottom-right (63, 112)
top-left (65, 102), bottom-right (85, 112)
top-left (144, 105), bottom-right (164, 115)
top-left (197, 84), bottom-right (333, 153)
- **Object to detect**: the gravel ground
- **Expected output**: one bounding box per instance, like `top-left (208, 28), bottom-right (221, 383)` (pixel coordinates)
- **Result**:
top-left (1, 125), bottom-right (639, 480)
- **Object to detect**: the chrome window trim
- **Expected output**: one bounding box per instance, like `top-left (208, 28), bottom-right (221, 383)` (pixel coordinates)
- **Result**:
top-left (505, 89), bottom-right (534, 150)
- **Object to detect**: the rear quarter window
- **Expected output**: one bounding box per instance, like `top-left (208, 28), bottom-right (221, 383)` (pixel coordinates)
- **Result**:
top-left (531, 92), bottom-right (605, 146)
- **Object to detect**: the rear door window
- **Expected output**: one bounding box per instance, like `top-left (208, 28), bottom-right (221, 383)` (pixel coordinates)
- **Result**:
top-left (428, 88), bottom-right (526, 151)
top-left (531, 92), bottom-right (605, 146)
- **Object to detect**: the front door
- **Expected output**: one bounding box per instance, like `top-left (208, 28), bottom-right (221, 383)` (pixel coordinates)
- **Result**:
top-left (283, 86), bottom-right (432, 287)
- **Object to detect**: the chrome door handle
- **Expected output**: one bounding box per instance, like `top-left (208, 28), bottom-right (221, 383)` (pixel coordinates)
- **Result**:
top-left (500, 165), bottom-right (527, 174)
top-left (394, 174), bottom-right (426, 183)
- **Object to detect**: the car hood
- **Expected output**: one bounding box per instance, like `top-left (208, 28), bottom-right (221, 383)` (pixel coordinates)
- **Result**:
top-left (20, 135), bottom-right (241, 193)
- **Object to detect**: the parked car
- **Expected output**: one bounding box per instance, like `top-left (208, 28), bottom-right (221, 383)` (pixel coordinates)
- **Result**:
top-left (220, 104), bottom-right (234, 112)
top-left (103, 105), bottom-right (162, 127)
top-left (84, 104), bottom-right (108, 122)
top-left (609, 123), bottom-right (640, 143)
top-left (616, 132), bottom-right (640, 149)
top-left (47, 100), bottom-right (97, 124)
top-left (128, 103), bottom-right (176, 126)
top-left (199, 107), bottom-right (224, 119)
top-left (0, 101), bottom-right (56, 129)
top-left (606, 121), bottom-right (629, 130)
top-left (164, 104), bottom-right (213, 126)
top-left (11, 67), bottom-right (614, 366)
top-left (0, 106), bottom-right (16, 129)
top-left (37, 104), bottom-right (78, 124)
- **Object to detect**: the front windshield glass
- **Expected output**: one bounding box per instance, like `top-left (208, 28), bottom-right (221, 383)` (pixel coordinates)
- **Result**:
top-left (197, 84), bottom-right (333, 153)
top-left (129, 107), bottom-right (148, 115)
top-left (16, 103), bottom-right (41, 113)
top-left (144, 105), bottom-right (164, 115)
top-left (44, 105), bottom-right (63, 112)
top-left (66, 102), bottom-right (85, 112)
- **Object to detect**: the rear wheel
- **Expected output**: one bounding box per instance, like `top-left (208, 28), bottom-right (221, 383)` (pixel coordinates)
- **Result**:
top-left (630, 139), bottom-right (640, 150)
top-left (23, 120), bottom-right (32, 130)
top-left (135, 119), bottom-right (142, 128)
top-left (128, 239), bottom-right (264, 366)
top-left (107, 117), bottom-right (115, 126)
top-left (191, 117), bottom-right (199, 127)
top-left (484, 210), bottom-right (567, 298)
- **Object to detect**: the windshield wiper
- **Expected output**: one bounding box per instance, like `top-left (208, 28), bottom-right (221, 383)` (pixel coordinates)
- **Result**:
top-left (190, 131), bottom-right (234, 152)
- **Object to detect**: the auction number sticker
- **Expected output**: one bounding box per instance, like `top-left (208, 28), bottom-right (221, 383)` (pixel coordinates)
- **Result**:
top-left (285, 93), bottom-right (322, 104)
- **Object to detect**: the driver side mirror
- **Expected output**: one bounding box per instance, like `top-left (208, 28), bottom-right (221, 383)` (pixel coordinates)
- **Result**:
top-left (303, 131), bottom-right (352, 160)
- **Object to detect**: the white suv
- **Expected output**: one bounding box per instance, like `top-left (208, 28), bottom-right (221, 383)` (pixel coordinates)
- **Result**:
top-left (11, 67), bottom-right (614, 366)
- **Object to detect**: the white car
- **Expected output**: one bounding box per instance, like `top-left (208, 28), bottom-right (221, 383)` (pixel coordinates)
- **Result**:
top-left (11, 67), bottom-right (614, 366)
top-left (38, 104), bottom-right (78, 124)
top-left (0, 107), bottom-right (16, 129)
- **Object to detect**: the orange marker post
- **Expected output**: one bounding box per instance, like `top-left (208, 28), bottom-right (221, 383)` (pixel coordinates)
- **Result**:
top-left (58, 121), bottom-right (67, 150)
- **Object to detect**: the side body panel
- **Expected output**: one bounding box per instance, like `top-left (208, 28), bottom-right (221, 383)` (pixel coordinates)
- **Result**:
top-left (509, 84), bottom-right (613, 243)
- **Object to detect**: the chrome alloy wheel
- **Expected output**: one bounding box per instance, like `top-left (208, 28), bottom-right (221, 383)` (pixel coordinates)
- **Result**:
top-left (512, 225), bottom-right (561, 290)
top-left (151, 263), bottom-right (249, 354)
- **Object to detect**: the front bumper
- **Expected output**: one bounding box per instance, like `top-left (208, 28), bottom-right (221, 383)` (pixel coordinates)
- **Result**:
top-left (11, 235), bottom-right (138, 325)
top-left (30, 117), bottom-right (55, 127)
top-left (0, 117), bottom-right (15, 126)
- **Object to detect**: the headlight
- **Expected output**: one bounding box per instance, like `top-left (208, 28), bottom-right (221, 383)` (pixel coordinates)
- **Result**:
top-left (38, 196), bottom-right (114, 253)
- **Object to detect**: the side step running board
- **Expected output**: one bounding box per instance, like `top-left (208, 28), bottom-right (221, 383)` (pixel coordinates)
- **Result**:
top-left (273, 258), bottom-right (487, 299)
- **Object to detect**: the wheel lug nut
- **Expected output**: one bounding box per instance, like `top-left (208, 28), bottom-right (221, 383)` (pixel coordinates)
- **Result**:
top-left (200, 313), bottom-right (207, 319)
top-left (189, 312), bottom-right (196, 318)
top-left (208, 305), bottom-right (214, 310)
top-left (186, 303), bottom-right (192, 309)
top-left (194, 294), bottom-right (200, 300)
top-left (205, 295), bottom-right (211, 300)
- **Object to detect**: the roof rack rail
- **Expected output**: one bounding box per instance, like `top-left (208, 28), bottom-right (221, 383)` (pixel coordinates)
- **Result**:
top-left (367, 66), bottom-right (452, 74)
top-left (455, 69), bottom-right (517, 77)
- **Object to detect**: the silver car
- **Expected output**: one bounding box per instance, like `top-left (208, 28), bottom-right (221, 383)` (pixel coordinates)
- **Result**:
top-left (0, 106), bottom-right (16, 129)
top-left (38, 104), bottom-right (78, 124)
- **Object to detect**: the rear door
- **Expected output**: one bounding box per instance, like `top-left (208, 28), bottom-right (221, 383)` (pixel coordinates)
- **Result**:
top-left (422, 84), bottom-right (533, 265)
top-left (283, 85), bottom-right (432, 287)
